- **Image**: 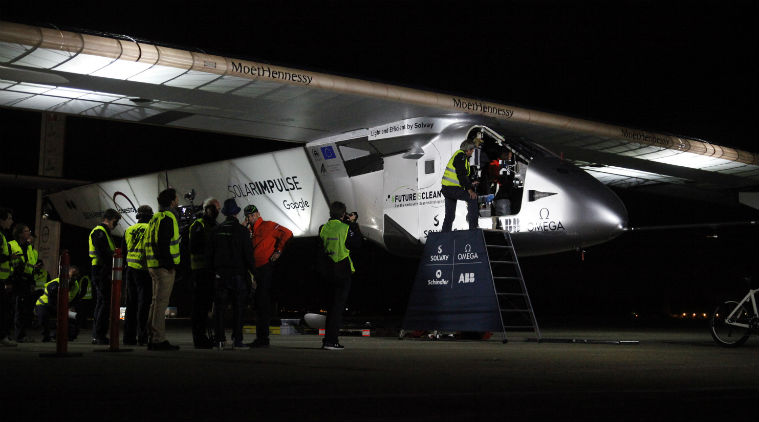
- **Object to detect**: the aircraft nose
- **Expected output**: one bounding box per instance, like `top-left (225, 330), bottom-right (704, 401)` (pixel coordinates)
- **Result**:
top-left (588, 185), bottom-right (628, 239)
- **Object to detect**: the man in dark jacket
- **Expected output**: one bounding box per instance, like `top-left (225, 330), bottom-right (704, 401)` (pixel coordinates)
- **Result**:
top-left (189, 197), bottom-right (220, 348)
top-left (88, 208), bottom-right (121, 345)
top-left (145, 189), bottom-right (181, 351)
top-left (207, 198), bottom-right (256, 349)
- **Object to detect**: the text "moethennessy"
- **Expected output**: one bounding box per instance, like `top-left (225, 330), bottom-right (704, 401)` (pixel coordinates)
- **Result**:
top-left (452, 98), bottom-right (513, 117)
top-left (231, 61), bottom-right (313, 85)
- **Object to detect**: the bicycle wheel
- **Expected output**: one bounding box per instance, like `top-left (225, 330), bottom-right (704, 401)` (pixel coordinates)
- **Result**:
top-left (710, 301), bottom-right (751, 347)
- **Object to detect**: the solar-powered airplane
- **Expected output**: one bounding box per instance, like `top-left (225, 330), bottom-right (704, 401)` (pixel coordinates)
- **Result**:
top-left (1, 21), bottom-right (757, 257)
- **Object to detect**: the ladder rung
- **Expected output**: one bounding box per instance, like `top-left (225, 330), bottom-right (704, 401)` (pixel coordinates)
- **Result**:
top-left (486, 245), bottom-right (513, 249)
top-left (490, 260), bottom-right (515, 264)
top-left (497, 293), bottom-right (527, 296)
top-left (493, 276), bottom-right (521, 280)
top-left (500, 309), bottom-right (532, 313)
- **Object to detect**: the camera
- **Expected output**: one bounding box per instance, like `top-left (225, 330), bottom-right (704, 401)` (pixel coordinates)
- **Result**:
top-left (177, 188), bottom-right (202, 233)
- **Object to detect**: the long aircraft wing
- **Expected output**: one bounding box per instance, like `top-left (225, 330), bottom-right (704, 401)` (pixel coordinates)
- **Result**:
top-left (1, 21), bottom-right (757, 203)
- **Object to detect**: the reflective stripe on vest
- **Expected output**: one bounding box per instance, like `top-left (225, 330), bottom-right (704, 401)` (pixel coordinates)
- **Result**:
top-left (8, 240), bottom-right (37, 276)
top-left (319, 220), bottom-right (354, 273)
top-left (0, 232), bottom-right (10, 281)
top-left (125, 223), bottom-right (149, 270)
top-left (36, 278), bottom-right (80, 306)
top-left (441, 149), bottom-right (470, 187)
top-left (145, 211), bottom-right (180, 268)
top-left (189, 218), bottom-right (206, 270)
top-left (88, 225), bottom-right (115, 266)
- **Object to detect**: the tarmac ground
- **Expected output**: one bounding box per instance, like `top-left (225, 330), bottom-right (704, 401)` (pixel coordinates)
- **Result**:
top-left (2, 320), bottom-right (757, 421)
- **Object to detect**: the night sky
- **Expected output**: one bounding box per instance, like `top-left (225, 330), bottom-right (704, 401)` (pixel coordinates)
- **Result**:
top-left (1, 1), bottom-right (757, 323)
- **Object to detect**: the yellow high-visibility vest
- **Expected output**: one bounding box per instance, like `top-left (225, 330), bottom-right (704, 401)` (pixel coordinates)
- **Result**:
top-left (320, 220), bottom-right (354, 273)
top-left (36, 277), bottom-right (81, 306)
top-left (0, 232), bottom-right (10, 281)
top-left (9, 240), bottom-right (37, 276)
top-left (33, 267), bottom-right (49, 290)
top-left (80, 275), bottom-right (93, 300)
top-left (88, 225), bottom-right (115, 266)
top-left (145, 211), bottom-right (180, 268)
top-left (124, 223), bottom-right (149, 270)
top-left (441, 149), bottom-right (470, 188)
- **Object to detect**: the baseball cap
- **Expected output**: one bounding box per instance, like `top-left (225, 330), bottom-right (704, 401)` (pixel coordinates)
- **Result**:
top-left (244, 204), bottom-right (258, 215)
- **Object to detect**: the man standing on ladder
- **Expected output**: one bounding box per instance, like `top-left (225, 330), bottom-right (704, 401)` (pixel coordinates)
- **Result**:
top-left (441, 139), bottom-right (479, 232)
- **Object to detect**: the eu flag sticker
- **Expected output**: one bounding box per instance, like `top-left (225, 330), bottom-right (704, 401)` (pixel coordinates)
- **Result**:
top-left (321, 146), bottom-right (337, 160)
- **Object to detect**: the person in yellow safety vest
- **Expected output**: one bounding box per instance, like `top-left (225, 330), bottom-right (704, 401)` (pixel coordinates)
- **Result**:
top-left (32, 260), bottom-right (50, 306)
top-left (189, 198), bottom-right (220, 349)
top-left (441, 139), bottom-right (479, 232)
top-left (8, 223), bottom-right (37, 342)
top-left (145, 188), bottom-right (181, 351)
top-left (121, 205), bottom-right (154, 346)
top-left (88, 208), bottom-right (121, 345)
top-left (318, 201), bottom-right (363, 350)
top-left (0, 207), bottom-right (16, 347)
top-left (75, 274), bottom-right (93, 330)
top-left (35, 265), bottom-right (84, 342)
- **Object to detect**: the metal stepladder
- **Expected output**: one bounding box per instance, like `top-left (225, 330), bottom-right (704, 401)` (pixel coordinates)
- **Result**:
top-left (483, 229), bottom-right (541, 343)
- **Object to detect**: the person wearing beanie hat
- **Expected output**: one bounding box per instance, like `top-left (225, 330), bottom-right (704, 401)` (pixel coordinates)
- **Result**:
top-left (207, 198), bottom-right (256, 348)
top-left (221, 198), bottom-right (241, 216)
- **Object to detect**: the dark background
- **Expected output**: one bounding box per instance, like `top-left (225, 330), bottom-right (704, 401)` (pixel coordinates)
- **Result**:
top-left (1, 1), bottom-right (757, 325)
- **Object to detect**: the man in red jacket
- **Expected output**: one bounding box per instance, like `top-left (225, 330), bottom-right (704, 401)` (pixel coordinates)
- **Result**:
top-left (244, 205), bottom-right (292, 348)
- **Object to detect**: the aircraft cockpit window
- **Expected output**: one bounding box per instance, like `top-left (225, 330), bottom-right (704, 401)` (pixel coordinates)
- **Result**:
top-left (337, 138), bottom-right (383, 177)
top-left (369, 134), bottom-right (435, 157)
top-left (340, 145), bottom-right (372, 161)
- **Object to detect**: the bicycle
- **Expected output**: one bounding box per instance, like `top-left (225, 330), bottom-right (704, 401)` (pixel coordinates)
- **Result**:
top-left (709, 277), bottom-right (759, 347)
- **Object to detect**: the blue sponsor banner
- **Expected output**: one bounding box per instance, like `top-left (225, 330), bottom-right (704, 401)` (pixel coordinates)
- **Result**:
top-left (402, 229), bottom-right (502, 332)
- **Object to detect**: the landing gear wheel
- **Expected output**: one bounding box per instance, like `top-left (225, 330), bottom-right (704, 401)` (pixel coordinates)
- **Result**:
top-left (710, 301), bottom-right (751, 347)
